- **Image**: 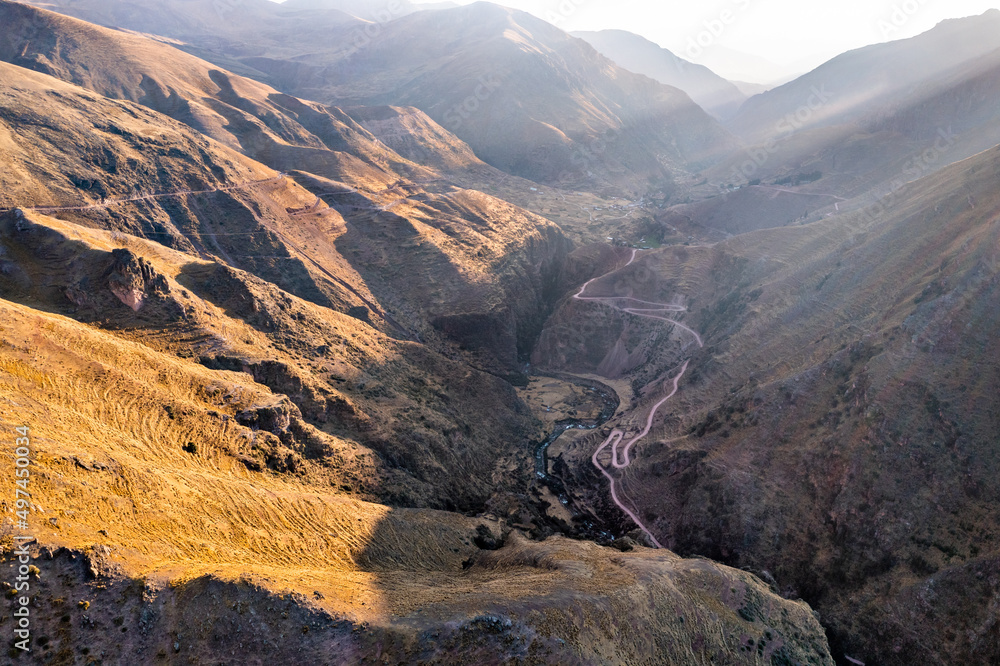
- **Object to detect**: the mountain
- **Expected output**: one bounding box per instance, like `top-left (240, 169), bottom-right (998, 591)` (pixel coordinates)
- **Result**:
top-left (683, 44), bottom-right (796, 87)
top-left (0, 57), bottom-right (557, 511)
top-left (248, 2), bottom-right (739, 193)
top-left (0, 7), bottom-right (840, 663)
top-left (252, 3), bottom-right (739, 192)
top-left (533, 142), bottom-right (1000, 665)
top-left (731, 80), bottom-right (771, 97)
top-left (20, 0), bottom-right (738, 196)
top-left (0, 0), bottom-right (579, 377)
top-left (5, 0), bottom-right (1000, 663)
top-left (0, 276), bottom-right (836, 662)
top-left (17, 0), bottom-right (357, 43)
top-left (728, 9), bottom-right (1000, 142)
top-left (572, 29), bottom-right (747, 121)
top-left (280, 0), bottom-right (456, 17)
top-left (663, 11), bottom-right (1000, 237)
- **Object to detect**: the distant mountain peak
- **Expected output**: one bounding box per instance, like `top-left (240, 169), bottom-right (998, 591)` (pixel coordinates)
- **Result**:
top-left (572, 28), bottom-right (746, 121)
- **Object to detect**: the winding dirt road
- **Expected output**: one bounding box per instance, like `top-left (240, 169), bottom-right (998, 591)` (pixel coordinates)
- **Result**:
top-left (575, 248), bottom-right (704, 548)
top-left (752, 184), bottom-right (847, 201)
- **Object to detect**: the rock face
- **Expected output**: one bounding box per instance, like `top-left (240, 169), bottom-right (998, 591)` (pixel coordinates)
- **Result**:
top-left (104, 248), bottom-right (170, 311)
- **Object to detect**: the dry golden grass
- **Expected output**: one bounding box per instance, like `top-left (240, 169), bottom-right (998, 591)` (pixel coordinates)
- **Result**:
top-left (0, 296), bottom-right (834, 664)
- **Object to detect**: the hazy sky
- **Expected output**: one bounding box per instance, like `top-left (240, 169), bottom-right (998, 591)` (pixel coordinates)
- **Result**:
top-left (411, 0), bottom-right (1000, 81)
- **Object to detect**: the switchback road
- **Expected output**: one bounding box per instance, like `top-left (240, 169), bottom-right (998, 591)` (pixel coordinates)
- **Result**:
top-left (575, 248), bottom-right (704, 547)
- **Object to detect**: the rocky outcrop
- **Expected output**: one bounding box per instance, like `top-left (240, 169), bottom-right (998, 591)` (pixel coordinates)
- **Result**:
top-left (103, 248), bottom-right (170, 311)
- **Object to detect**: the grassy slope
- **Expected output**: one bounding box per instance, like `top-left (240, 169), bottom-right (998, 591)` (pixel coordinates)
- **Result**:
top-left (0, 222), bottom-right (833, 665)
top-left (1, 209), bottom-right (544, 511)
top-left (0, 297), bottom-right (833, 664)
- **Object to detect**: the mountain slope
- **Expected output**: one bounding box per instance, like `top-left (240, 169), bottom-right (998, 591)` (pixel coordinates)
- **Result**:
top-left (0, 9), bottom-right (839, 661)
top-left (248, 2), bottom-right (737, 192)
top-left (728, 10), bottom-right (1000, 142)
top-left (533, 143), bottom-right (1000, 665)
top-left (0, 0), bottom-right (575, 374)
top-left (572, 29), bottom-right (747, 121)
top-left (0, 286), bottom-right (834, 663)
top-left (0, 58), bottom-right (571, 514)
top-left (20, 0), bottom-right (738, 196)
top-left (671, 11), bottom-right (1000, 236)
top-left (16, 0), bottom-right (358, 46)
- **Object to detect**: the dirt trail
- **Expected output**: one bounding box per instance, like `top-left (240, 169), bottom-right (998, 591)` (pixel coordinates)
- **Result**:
top-left (3, 174), bottom-right (420, 341)
top-left (1, 174), bottom-right (286, 214)
top-left (574, 248), bottom-right (704, 547)
top-left (572, 250), bottom-right (704, 348)
top-left (752, 184), bottom-right (847, 201)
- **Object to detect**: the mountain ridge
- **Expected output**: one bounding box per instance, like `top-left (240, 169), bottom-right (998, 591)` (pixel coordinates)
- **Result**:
top-left (18, 0), bottom-right (740, 195)
top-left (572, 29), bottom-right (747, 121)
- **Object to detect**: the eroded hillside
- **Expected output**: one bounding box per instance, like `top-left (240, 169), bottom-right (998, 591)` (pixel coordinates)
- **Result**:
top-left (0, 2), bottom-right (589, 376)
top-left (0, 211), bottom-right (835, 665)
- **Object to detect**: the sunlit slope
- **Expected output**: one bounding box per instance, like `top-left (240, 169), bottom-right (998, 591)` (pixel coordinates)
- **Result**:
top-left (0, 294), bottom-right (833, 664)
top-left (0, 0), bottom-right (436, 180)
top-left (1, 209), bottom-right (542, 511)
top-left (0, 59), bottom-right (387, 322)
top-left (0, 6), bottom-right (575, 370)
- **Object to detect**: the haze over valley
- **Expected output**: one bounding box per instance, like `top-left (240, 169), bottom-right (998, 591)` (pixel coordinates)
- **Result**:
top-left (1, 1), bottom-right (999, 664)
